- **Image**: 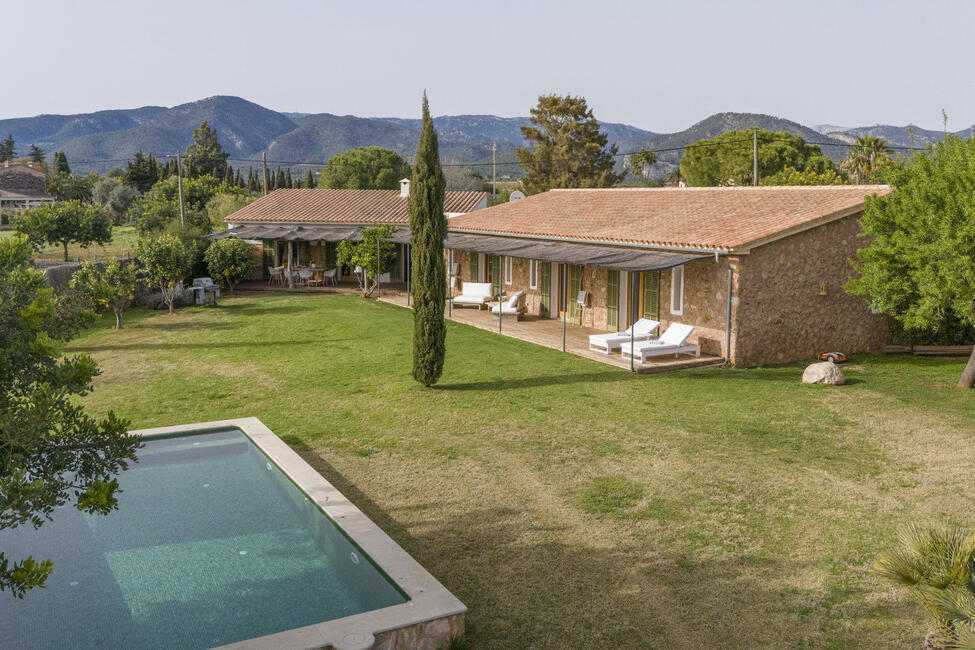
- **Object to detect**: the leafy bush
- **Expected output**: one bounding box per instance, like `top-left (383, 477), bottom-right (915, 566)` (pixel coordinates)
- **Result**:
top-left (70, 259), bottom-right (139, 329)
top-left (136, 234), bottom-right (191, 314)
top-left (204, 237), bottom-right (253, 293)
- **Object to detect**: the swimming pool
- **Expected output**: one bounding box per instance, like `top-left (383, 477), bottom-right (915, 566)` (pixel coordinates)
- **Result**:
top-left (0, 418), bottom-right (465, 649)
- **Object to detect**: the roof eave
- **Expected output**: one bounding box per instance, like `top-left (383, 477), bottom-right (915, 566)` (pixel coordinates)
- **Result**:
top-left (445, 227), bottom-right (734, 255)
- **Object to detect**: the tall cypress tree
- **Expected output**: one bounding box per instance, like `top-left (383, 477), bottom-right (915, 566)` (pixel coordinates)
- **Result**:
top-left (305, 169), bottom-right (316, 189)
top-left (224, 165), bottom-right (234, 185)
top-left (285, 168), bottom-right (293, 188)
top-left (408, 93), bottom-right (447, 386)
top-left (276, 168), bottom-right (286, 189)
top-left (247, 168), bottom-right (258, 192)
top-left (234, 169), bottom-right (242, 187)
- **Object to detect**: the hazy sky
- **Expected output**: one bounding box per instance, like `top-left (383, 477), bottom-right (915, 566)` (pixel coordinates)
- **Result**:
top-left (6, 0), bottom-right (974, 132)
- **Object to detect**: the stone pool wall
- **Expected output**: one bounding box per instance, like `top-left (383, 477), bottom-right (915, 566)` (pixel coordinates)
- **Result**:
top-left (368, 613), bottom-right (464, 650)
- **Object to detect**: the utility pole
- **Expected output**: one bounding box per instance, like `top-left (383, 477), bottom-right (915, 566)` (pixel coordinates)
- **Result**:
top-left (492, 141), bottom-right (497, 197)
top-left (752, 128), bottom-right (759, 186)
top-left (176, 151), bottom-right (186, 227)
top-left (262, 152), bottom-right (269, 196)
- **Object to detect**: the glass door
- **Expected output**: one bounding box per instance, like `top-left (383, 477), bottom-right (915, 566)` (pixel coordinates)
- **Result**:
top-left (606, 270), bottom-right (619, 331)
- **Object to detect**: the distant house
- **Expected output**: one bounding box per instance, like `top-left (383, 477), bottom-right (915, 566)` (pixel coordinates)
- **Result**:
top-left (438, 185), bottom-right (891, 367)
top-left (0, 162), bottom-right (54, 214)
top-left (217, 179), bottom-right (487, 284)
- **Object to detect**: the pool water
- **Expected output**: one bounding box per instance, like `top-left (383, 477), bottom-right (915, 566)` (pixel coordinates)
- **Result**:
top-left (0, 429), bottom-right (407, 649)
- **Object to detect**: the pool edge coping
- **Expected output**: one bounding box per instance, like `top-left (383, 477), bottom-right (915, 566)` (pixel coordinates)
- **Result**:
top-left (130, 417), bottom-right (466, 650)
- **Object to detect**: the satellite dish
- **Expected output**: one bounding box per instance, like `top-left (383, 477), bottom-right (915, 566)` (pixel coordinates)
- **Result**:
top-left (509, 190), bottom-right (526, 202)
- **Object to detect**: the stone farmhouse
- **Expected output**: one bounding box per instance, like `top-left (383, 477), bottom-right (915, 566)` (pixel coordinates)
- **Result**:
top-left (439, 185), bottom-right (891, 367)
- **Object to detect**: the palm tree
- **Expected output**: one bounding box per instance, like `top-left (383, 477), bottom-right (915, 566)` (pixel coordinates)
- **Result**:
top-left (842, 135), bottom-right (891, 183)
top-left (629, 148), bottom-right (658, 183)
top-left (873, 523), bottom-right (975, 649)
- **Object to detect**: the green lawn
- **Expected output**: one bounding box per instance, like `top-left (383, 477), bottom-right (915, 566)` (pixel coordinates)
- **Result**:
top-left (0, 225), bottom-right (139, 262)
top-left (66, 292), bottom-right (975, 648)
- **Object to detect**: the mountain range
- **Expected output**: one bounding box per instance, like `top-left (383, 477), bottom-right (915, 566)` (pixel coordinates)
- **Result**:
top-left (0, 95), bottom-right (963, 178)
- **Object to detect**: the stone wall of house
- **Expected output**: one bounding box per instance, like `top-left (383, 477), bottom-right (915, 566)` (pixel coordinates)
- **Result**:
top-left (658, 258), bottom-right (734, 358)
top-left (733, 212), bottom-right (889, 367)
top-left (368, 613), bottom-right (464, 650)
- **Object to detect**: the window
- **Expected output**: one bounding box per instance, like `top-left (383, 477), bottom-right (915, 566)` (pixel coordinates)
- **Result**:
top-left (670, 266), bottom-right (684, 315)
top-left (504, 256), bottom-right (513, 285)
top-left (529, 260), bottom-right (538, 289)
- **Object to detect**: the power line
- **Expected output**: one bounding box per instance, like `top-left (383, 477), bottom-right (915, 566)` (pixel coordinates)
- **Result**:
top-left (60, 135), bottom-right (928, 170)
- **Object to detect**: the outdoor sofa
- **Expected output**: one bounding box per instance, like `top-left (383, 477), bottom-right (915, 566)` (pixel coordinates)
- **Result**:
top-left (451, 282), bottom-right (494, 309)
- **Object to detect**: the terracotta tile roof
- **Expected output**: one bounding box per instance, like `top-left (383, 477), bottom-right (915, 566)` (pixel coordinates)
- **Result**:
top-left (446, 185), bottom-right (891, 252)
top-left (225, 188), bottom-right (486, 224)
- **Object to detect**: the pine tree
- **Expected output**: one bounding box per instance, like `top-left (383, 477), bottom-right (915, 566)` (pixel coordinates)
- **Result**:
top-left (184, 121), bottom-right (229, 179)
top-left (285, 168), bottom-right (293, 188)
top-left (29, 144), bottom-right (45, 164)
top-left (409, 93), bottom-right (447, 387)
top-left (275, 168), bottom-right (285, 190)
top-left (52, 151), bottom-right (71, 174)
top-left (305, 169), bottom-right (316, 189)
top-left (0, 134), bottom-right (14, 162)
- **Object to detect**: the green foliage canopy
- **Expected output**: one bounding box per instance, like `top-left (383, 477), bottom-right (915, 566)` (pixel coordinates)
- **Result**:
top-left (409, 95), bottom-right (447, 386)
top-left (136, 234), bottom-right (191, 314)
top-left (679, 129), bottom-right (842, 186)
top-left (121, 151), bottom-right (161, 193)
top-left (319, 146), bottom-right (411, 190)
top-left (0, 235), bottom-right (137, 598)
top-left (70, 259), bottom-right (139, 329)
top-left (0, 134), bottom-right (14, 162)
top-left (93, 177), bottom-right (139, 219)
top-left (52, 151), bottom-right (70, 175)
top-left (759, 166), bottom-right (847, 186)
top-left (841, 135), bottom-right (897, 184)
top-left (845, 136), bottom-right (975, 387)
top-left (46, 172), bottom-right (99, 202)
top-left (184, 121), bottom-right (229, 179)
top-left (335, 224), bottom-right (397, 297)
top-left (14, 201), bottom-right (112, 261)
top-left (204, 237), bottom-right (253, 294)
top-left (516, 94), bottom-right (625, 194)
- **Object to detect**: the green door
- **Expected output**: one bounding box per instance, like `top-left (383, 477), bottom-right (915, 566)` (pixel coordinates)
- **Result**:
top-left (540, 262), bottom-right (551, 317)
top-left (569, 265), bottom-right (582, 324)
top-left (489, 256), bottom-right (500, 298)
top-left (470, 253), bottom-right (477, 281)
top-left (642, 270), bottom-right (660, 321)
top-left (606, 270), bottom-right (619, 331)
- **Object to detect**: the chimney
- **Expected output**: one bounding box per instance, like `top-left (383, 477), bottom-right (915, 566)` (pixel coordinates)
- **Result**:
top-left (399, 178), bottom-right (410, 198)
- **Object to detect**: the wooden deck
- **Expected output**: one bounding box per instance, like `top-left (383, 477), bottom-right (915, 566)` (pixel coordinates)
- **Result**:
top-left (378, 293), bottom-right (721, 374)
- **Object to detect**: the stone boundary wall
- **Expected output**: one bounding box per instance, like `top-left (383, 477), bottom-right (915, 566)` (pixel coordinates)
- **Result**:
top-left (733, 212), bottom-right (888, 367)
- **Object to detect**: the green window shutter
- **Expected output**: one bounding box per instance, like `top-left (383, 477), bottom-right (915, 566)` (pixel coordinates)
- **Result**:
top-left (569, 265), bottom-right (582, 324)
top-left (470, 254), bottom-right (477, 281)
top-left (643, 270), bottom-right (660, 321)
top-left (539, 262), bottom-right (551, 317)
top-left (606, 270), bottom-right (619, 331)
top-left (490, 256), bottom-right (500, 297)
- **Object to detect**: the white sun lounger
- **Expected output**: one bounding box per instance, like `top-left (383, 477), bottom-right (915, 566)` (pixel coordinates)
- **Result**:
top-left (621, 322), bottom-right (700, 362)
top-left (588, 318), bottom-right (660, 354)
